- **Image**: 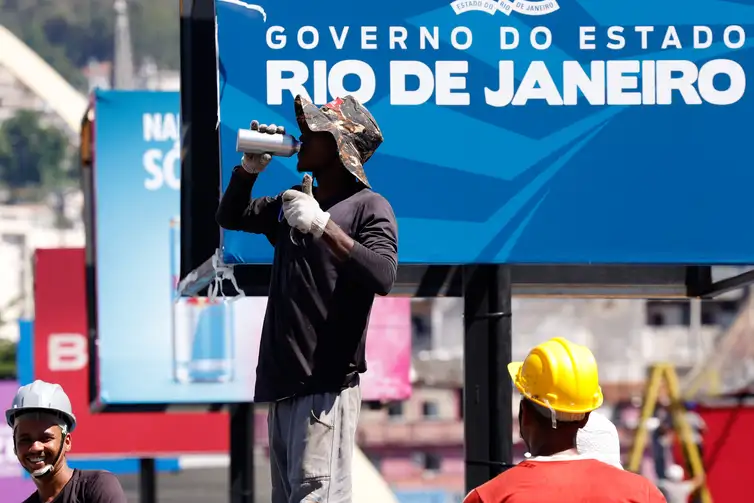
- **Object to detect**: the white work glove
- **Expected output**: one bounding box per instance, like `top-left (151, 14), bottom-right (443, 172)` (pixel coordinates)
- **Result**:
top-left (282, 188), bottom-right (330, 239)
top-left (240, 120), bottom-right (286, 174)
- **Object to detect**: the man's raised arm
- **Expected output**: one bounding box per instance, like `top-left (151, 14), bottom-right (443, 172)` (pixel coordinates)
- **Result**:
top-left (215, 121), bottom-right (284, 243)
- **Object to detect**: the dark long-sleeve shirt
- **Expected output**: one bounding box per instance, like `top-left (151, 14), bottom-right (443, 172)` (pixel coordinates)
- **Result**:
top-left (216, 167), bottom-right (399, 402)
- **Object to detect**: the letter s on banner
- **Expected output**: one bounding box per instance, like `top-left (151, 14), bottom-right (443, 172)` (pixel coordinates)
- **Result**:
top-left (143, 148), bottom-right (164, 190)
top-left (48, 333), bottom-right (88, 371)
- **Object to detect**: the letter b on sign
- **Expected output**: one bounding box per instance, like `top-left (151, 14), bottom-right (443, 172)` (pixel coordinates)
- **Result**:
top-left (48, 333), bottom-right (88, 371)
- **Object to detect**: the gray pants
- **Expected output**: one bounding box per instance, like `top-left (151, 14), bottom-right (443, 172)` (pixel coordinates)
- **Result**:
top-left (268, 384), bottom-right (362, 503)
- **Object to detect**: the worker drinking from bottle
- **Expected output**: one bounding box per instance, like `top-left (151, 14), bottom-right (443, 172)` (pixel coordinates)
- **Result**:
top-left (464, 337), bottom-right (666, 503)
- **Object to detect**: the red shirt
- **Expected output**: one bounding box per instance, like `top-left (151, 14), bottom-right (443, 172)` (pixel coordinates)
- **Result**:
top-left (463, 459), bottom-right (666, 503)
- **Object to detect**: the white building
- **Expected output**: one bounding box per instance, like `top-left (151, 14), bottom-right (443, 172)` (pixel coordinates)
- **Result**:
top-left (0, 24), bottom-right (88, 341)
top-left (417, 280), bottom-right (747, 393)
top-left (83, 58), bottom-right (180, 93)
top-left (0, 198), bottom-right (85, 341)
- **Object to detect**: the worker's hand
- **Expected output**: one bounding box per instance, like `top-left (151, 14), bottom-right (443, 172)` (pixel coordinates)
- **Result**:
top-left (281, 188), bottom-right (330, 239)
top-left (240, 120), bottom-right (286, 174)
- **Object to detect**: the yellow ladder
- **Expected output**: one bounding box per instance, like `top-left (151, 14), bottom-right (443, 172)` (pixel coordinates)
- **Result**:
top-left (627, 363), bottom-right (711, 503)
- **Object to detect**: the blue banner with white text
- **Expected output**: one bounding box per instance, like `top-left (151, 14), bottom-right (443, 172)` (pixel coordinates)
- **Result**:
top-left (215, 0), bottom-right (754, 265)
top-left (93, 91), bottom-right (262, 404)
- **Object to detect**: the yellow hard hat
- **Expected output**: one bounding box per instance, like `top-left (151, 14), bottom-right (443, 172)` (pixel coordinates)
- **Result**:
top-left (508, 337), bottom-right (603, 414)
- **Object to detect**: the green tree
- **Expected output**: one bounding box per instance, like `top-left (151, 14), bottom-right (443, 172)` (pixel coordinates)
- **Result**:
top-left (0, 293), bottom-right (20, 379)
top-left (0, 339), bottom-right (17, 380)
top-left (0, 110), bottom-right (71, 197)
top-left (0, 127), bottom-right (9, 192)
top-left (0, 1), bottom-right (88, 89)
top-left (129, 2), bottom-right (180, 70)
top-left (0, 0), bottom-right (180, 91)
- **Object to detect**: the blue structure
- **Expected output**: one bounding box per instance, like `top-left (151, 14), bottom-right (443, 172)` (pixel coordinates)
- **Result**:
top-left (214, 0), bottom-right (754, 265)
top-left (88, 91), bottom-right (254, 405)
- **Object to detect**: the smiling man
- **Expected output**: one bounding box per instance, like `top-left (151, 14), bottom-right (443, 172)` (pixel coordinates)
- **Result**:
top-left (5, 380), bottom-right (126, 503)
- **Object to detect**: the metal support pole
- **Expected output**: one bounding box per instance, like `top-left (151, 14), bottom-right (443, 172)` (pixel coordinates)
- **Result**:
top-left (463, 265), bottom-right (513, 494)
top-left (138, 458), bottom-right (157, 503)
top-left (229, 403), bottom-right (255, 503)
top-left (690, 298), bottom-right (702, 363)
top-left (179, 0), bottom-right (221, 282)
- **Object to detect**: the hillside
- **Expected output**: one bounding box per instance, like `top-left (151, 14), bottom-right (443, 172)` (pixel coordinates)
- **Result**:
top-left (0, 0), bottom-right (179, 90)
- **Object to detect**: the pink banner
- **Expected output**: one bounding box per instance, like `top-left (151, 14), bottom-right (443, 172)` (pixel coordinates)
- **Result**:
top-left (230, 296), bottom-right (413, 402)
top-left (0, 380), bottom-right (37, 501)
top-left (361, 298), bottom-right (413, 401)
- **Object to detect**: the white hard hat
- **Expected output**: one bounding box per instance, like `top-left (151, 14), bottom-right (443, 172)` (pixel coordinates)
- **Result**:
top-left (577, 411), bottom-right (623, 469)
top-left (5, 380), bottom-right (77, 432)
top-left (666, 464), bottom-right (685, 482)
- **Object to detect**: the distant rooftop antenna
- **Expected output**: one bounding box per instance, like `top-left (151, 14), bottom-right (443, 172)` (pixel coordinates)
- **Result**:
top-left (113, 0), bottom-right (135, 89)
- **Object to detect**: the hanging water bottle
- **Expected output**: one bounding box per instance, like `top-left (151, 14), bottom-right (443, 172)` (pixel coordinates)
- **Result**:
top-left (236, 128), bottom-right (301, 157)
top-left (173, 298), bottom-right (235, 384)
top-left (169, 218), bottom-right (235, 384)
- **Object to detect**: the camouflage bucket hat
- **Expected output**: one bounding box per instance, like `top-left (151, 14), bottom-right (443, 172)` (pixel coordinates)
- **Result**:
top-left (294, 94), bottom-right (383, 188)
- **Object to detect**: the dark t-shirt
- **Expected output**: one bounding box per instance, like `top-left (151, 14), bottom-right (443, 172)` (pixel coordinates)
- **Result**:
top-left (22, 469), bottom-right (126, 503)
top-left (216, 168), bottom-right (399, 402)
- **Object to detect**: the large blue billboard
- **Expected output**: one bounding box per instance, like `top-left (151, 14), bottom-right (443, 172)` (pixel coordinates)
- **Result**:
top-left (92, 91), bottom-right (263, 404)
top-left (215, 0), bottom-right (754, 265)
